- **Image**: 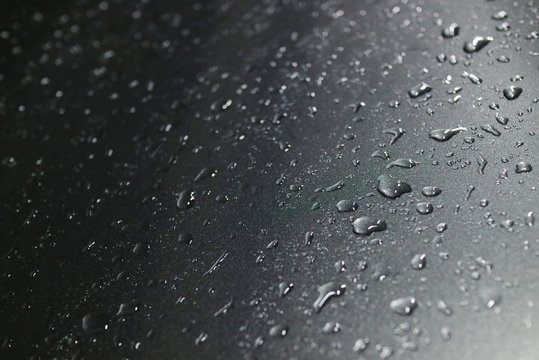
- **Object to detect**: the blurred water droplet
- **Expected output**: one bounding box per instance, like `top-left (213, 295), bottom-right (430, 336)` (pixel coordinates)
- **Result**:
top-left (503, 86), bottom-right (522, 100)
top-left (313, 282), bottom-right (346, 313)
top-left (463, 36), bottom-right (493, 53)
top-left (390, 296), bottom-right (418, 315)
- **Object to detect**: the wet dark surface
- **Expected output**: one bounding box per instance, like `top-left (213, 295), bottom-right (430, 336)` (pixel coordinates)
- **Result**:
top-left (0, 0), bottom-right (538, 359)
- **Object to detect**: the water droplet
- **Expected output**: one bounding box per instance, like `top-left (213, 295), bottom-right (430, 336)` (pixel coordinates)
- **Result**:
top-left (178, 232), bottom-right (194, 245)
top-left (390, 296), bottom-right (418, 315)
top-left (429, 126), bottom-right (466, 142)
top-left (384, 127), bottom-right (406, 145)
top-left (372, 149), bottom-right (390, 160)
top-left (326, 180), bottom-right (345, 192)
top-left (353, 216), bottom-right (387, 235)
top-left (441, 23), bottom-right (460, 38)
top-left (322, 321), bottom-right (342, 334)
top-left (386, 159), bottom-right (418, 169)
top-left (415, 202), bottom-right (433, 215)
top-left (377, 174), bottom-right (412, 199)
top-left (336, 200), bottom-right (358, 212)
top-left (411, 254), bottom-right (427, 270)
top-left (480, 124), bottom-right (501, 137)
top-left (495, 113), bottom-right (509, 125)
top-left (503, 86), bottom-right (522, 100)
top-left (176, 190), bottom-right (194, 210)
top-left (304, 231), bottom-right (314, 245)
top-left (269, 324), bottom-right (288, 338)
top-left (515, 161), bottom-right (532, 173)
top-left (313, 282), bottom-right (346, 313)
top-left (436, 300), bottom-right (453, 316)
top-left (479, 286), bottom-right (502, 308)
top-left (82, 312), bottom-right (109, 334)
top-left (463, 36), bottom-right (493, 53)
top-left (526, 212), bottom-right (535, 226)
top-left (492, 10), bottom-right (508, 20)
top-left (353, 338), bottom-right (370, 353)
top-left (408, 82), bottom-right (432, 98)
top-left (279, 282), bottom-right (294, 297)
top-left (422, 186), bottom-right (442, 197)
top-left (436, 222), bottom-right (448, 233)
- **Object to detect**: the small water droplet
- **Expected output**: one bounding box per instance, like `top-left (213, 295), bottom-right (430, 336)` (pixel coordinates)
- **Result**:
top-left (441, 23), bottom-right (460, 38)
top-left (415, 202), bottom-right (433, 215)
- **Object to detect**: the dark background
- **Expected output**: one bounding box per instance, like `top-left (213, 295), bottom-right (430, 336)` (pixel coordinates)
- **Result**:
top-left (0, 0), bottom-right (538, 359)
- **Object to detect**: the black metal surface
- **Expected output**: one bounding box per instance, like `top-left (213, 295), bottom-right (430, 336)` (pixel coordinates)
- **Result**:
top-left (0, 0), bottom-right (538, 359)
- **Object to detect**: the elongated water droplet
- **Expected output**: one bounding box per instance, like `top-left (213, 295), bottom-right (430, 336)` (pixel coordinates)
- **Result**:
top-left (429, 126), bottom-right (466, 142)
top-left (386, 159), bottom-right (418, 169)
top-left (278, 282), bottom-right (294, 298)
top-left (313, 282), bottom-right (346, 313)
top-left (353, 216), bottom-right (387, 235)
top-left (408, 82), bottom-right (432, 98)
top-left (176, 190), bottom-right (194, 210)
top-left (411, 254), bottom-right (427, 270)
top-left (463, 36), bottom-right (493, 53)
top-left (422, 186), bottom-right (442, 197)
top-left (481, 124), bottom-right (501, 137)
top-left (326, 180), bottom-right (345, 192)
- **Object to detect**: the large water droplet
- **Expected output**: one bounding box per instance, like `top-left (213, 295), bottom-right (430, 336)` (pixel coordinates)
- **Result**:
top-left (503, 86), bottom-right (522, 100)
top-left (353, 216), bottom-right (387, 235)
top-left (422, 186), bottom-right (442, 197)
top-left (390, 296), bottom-right (418, 315)
top-left (429, 126), bottom-right (466, 142)
top-left (416, 202), bottom-right (433, 215)
top-left (463, 36), bottom-right (493, 53)
top-left (515, 161), bottom-right (532, 173)
top-left (376, 174), bottom-right (412, 199)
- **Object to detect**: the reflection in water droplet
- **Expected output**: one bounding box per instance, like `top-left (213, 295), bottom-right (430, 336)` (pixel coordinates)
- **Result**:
top-left (278, 282), bottom-right (294, 297)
